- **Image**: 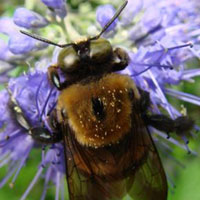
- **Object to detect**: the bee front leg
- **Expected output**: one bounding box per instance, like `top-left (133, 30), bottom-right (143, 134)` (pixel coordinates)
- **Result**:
top-left (48, 65), bottom-right (67, 90)
top-left (111, 48), bottom-right (129, 71)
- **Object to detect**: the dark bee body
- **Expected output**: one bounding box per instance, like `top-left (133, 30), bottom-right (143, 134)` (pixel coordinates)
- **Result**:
top-left (57, 73), bottom-right (167, 200)
top-left (18, 2), bottom-right (169, 199)
top-left (17, 1), bottom-right (193, 199)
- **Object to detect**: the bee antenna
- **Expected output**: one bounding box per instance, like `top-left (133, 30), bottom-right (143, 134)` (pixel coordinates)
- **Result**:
top-left (90, 0), bottom-right (128, 41)
top-left (20, 30), bottom-right (74, 48)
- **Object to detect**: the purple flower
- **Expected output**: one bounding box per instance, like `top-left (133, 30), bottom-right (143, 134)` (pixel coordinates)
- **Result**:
top-left (41, 0), bottom-right (67, 18)
top-left (41, 0), bottom-right (65, 9)
top-left (0, 17), bottom-right (18, 36)
top-left (8, 32), bottom-right (48, 54)
top-left (0, 39), bottom-right (25, 62)
top-left (0, 0), bottom-right (200, 199)
top-left (0, 70), bottom-right (65, 199)
top-left (96, 4), bottom-right (117, 33)
top-left (121, 0), bottom-right (143, 26)
top-left (13, 8), bottom-right (48, 29)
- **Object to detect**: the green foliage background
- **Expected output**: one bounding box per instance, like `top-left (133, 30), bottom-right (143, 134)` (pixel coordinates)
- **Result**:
top-left (0, 0), bottom-right (200, 199)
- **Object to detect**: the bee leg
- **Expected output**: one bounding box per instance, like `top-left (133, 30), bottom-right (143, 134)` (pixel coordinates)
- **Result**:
top-left (111, 47), bottom-right (129, 71)
top-left (30, 127), bottom-right (62, 144)
top-left (173, 116), bottom-right (194, 137)
top-left (11, 102), bottom-right (62, 144)
top-left (138, 88), bottom-right (150, 113)
top-left (139, 89), bottom-right (194, 137)
top-left (144, 114), bottom-right (175, 134)
top-left (31, 111), bottom-right (62, 144)
top-left (48, 65), bottom-right (67, 90)
top-left (14, 105), bottom-right (62, 144)
top-left (166, 133), bottom-right (170, 139)
top-left (8, 88), bottom-right (62, 144)
top-left (145, 114), bottom-right (194, 139)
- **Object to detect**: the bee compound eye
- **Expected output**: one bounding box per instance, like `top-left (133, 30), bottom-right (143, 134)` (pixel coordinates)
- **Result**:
top-left (89, 38), bottom-right (112, 63)
top-left (58, 47), bottom-right (80, 72)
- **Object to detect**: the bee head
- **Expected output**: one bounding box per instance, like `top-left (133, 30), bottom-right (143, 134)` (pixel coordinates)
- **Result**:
top-left (20, 1), bottom-right (129, 83)
top-left (57, 37), bottom-right (113, 74)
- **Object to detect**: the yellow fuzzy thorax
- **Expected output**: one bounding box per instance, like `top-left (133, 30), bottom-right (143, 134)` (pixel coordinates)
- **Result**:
top-left (57, 73), bottom-right (140, 148)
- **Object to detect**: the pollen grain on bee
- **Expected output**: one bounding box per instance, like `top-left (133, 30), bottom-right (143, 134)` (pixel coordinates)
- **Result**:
top-left (117, 109), bottom-right (121, 113)
top-left (110, 102), bottom-right (115, 107)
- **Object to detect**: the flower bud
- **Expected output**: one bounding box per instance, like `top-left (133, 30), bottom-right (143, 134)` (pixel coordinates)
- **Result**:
top-left (14, 8), bottom-right (48, 29)
top-left (8, 33), bottom-right (48, 54)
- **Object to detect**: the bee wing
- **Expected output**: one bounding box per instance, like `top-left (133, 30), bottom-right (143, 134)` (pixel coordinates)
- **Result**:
top-left (62, 124), bottom-right (90, 200)
top-left (127, 127), bottom-right (168, 200)
top-left (63, 124), bottom-right (129, 200)
top-left (62, 123), bottom-right (167, 200)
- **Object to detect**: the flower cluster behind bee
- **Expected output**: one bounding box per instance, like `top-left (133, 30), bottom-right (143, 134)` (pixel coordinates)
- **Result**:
top-left (0, 0), bottom-right (200, 199)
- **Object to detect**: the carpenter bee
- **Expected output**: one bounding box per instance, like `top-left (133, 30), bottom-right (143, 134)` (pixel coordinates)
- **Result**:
top-left (13, 1), bottom-right (194, 199)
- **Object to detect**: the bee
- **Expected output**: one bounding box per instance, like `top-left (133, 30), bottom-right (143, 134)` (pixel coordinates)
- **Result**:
top-left (11, 1), bottom-right (194, 199)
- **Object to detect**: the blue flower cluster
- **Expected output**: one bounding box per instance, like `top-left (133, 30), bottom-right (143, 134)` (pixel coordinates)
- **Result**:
top-left (0, 0), bottom-right (200, 199)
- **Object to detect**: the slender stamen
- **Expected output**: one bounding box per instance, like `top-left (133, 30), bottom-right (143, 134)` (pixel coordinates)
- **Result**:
top-left (0, 164), bottom-right (18, 188)
top-left (134, 24), bottom-right (162, 44)
top-left (10, 152), bottom-right (30, 186)
top-left (181, 135), bottom-right (191, 154)
top-left (167, 43), bottom-right (193, 51)
top-left (0, 152), bottom-right (10, 163)
top-left (130, 61), bottom-right (173, 76)
top-left (166, 174), bottom-right (176, 190)
top-left (47, 101), bottom-right (57, 116)
top-left (41, 167), bottom-right (52, 200)
top-left (20, 167), bottom-right (43, 200)
top-left (0, 154), bottom-right (11, 168)
top-left (148, 70), bottom-right (174, 118)
top-left (35, 77), bottom-right (45, 118)
top-left (155, 129), bottom-right (197, 155)
top-left (182, 69), bottom-right (200, 80)
top-left (61, 179), bottom-right (65, 200)
top-left (160, 145), bottom-right (185, 168)
top-left (40, 87), bottom-right (54, 121)
top-left (131, 66), bottom-right (153, 76)
top-left (164, 88), bottom-right (200, 106)
top-left (55, 172), bottom-right (61, 200)
top-left (130, 43), bottom-right (191, 77)
top-left (42, 145), bottom-right (46, 165)
top-left (0, 131), bottom-right (21, 147)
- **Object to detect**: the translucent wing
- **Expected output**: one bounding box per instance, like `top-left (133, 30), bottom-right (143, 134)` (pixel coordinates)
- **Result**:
top-left (63, 124), bottom-right (127, 200)
top-left (127, 127), bottom-right (168, 199)
top-left (62, 114), bottom-right (167, 200)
